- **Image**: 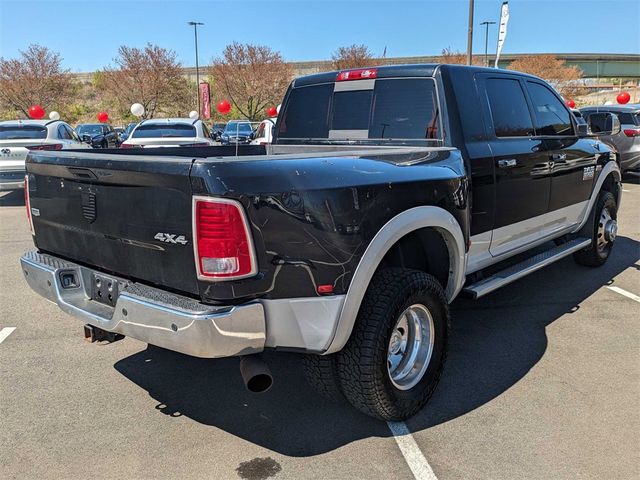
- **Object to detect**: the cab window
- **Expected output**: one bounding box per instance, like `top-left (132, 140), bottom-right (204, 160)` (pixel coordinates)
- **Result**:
top-left (526, 81), bottom-right (573, 136)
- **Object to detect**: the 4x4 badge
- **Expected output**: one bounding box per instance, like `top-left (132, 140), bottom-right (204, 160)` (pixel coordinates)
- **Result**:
top-left (154, 233), bottom-right (188, 245)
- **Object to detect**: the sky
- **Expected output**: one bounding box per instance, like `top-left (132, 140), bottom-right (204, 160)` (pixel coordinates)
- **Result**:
top-left (0, 0), bottom-right (638, 73)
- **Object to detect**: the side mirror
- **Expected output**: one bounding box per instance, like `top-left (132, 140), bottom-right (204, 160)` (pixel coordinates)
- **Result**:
top-left (82, 134), bottom-right (92, 143)
top-left (587, 112), bottom-right (621, 136)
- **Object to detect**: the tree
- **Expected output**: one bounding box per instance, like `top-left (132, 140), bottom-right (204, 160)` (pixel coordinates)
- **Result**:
top-left (331, 44), bottom-right (374, 70)
top-left (97, 44), bottom-right (192, 120)
top-left (211, 42), bottom-right (293, 121)
top-left (439, 47), bottom-right (481, 65)
top-left (508, 55), bottom-right (584, 98)
top-left (0, 44), bottom-right (77, 117)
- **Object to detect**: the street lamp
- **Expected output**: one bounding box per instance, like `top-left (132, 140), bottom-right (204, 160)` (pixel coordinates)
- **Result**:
top-left (188, 21), bottom-right (204, 115)
top-left (480, 21), bottom-right (496, 67)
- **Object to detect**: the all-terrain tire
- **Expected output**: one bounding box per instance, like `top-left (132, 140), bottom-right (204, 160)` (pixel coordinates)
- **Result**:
top-left (573, 190), bottom-right (617, 267)
top-left (302, 353), bottom-right (344, 402)
top-left (336, 268), bottom-right (449, 421)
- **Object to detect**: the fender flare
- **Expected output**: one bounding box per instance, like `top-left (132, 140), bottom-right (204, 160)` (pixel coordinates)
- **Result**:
top-left (572, 161), bottom-right (622, 234)
top-left (324, 206), bottom-right (466, 354)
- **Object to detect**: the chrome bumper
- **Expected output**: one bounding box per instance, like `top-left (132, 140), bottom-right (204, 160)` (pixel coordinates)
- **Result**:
top-left (20, 251), bottom-right (266, 358)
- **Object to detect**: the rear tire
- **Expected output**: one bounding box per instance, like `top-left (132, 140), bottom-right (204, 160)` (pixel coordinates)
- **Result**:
top-left (336, 268), bottom-right (449, 421)
top-left (573, 190), bottom-right (617, 267)
top-left (302, 354), bottom-right (344, 402)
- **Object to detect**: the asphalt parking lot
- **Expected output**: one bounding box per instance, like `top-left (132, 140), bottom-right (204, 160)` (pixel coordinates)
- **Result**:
top-left (1, 177), bottom-right (639, 480)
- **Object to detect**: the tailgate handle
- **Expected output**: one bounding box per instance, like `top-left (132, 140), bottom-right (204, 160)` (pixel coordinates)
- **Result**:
top-left (68, 167), bottom-right (98, 180)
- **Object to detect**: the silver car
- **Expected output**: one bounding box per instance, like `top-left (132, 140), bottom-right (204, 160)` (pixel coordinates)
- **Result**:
top-left (581, 105), bottom-right (640, 172)
top-left (0, 119), bottom-right (90, 191)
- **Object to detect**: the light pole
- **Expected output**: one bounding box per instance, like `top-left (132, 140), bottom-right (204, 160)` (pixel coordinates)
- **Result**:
top-left (466, 0), bottom-right (474, 65)
top-left (480, 21), bottom-right (496, 67)
top-left (188, 21), bottom-right (204, 115)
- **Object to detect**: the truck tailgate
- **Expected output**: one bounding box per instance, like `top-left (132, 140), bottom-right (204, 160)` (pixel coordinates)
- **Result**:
top-left (26, 151), bottom-right (199, 296)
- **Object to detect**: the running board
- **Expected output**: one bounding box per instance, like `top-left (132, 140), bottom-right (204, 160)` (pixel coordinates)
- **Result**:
top-left (463, 238), bottom-right (592, 299)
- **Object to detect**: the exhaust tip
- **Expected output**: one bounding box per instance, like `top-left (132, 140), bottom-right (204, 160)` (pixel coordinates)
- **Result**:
top-left (239, 355), bottom-right (273, 393)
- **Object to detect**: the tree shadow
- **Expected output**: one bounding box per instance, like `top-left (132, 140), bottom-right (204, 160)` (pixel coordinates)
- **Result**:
top-left (114, 236), bottom-right (639, 457)
top-left (0, 190), bottom-right (25, 207)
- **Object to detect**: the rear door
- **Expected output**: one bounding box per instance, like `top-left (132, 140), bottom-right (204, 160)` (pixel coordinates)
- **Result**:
top-left (477, 74), bottom-right (553, 257)
top-left (27, 151), bottom-right (199, 295)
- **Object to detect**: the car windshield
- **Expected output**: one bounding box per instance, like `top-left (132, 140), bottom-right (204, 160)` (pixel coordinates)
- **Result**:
top-left (225, 123), bottom-right (253, 134)
top-left (0, 125), bottom-right (47, 140)
top-left (124, 123), bottom-right (137, 135)
top-left (77, 125), bottom-right (103, 136)
top-left (132, 124), bottom-right (197, 138)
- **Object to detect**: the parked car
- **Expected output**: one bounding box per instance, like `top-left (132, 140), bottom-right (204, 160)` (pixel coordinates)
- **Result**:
top-left (118, 122), bottom-right (137, 142)
top-left (581, 105), bottom-right (640, 172)
top-left (221, 120), bottom-right (253, 145)
top-left (210, 122), bottom-right (226, 142)
top-left (0, 119), bottom-right (89, 191)
top-left (120, 118), bottom-right (214, 148)
top-left (21, 64), bottom-right (622, 421)
top-left (76, 123), bottom-right (120, 149)
top-left (250, 119), bottom-right (276, 145)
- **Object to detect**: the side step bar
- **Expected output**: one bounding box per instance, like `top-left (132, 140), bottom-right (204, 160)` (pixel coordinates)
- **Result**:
top-left (463, 238), bottom-right (592, 299)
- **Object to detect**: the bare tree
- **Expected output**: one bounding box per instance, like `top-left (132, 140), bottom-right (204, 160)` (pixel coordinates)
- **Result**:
top-left (0, 44), bottom-right (76, 117)
top-left (331, 44), bottom-right (374, 70)
top-left (211, 42), bottom-right (293, 121)
top-left (97, 44), bottom-right (192, 119)
top-left (508, 55), bottom-right (584, 98)
top-left (439, 47), bottom-right (481, 65)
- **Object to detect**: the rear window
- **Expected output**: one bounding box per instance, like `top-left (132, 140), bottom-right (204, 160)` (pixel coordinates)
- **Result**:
top-left (132, 124), bottom-right (196, 138)
top-left (278, 78), bottom-right (440, 141)
top-left (617, 112), bottom-right (640, 126)
top-left (0, 125), bottom-right (47, 140)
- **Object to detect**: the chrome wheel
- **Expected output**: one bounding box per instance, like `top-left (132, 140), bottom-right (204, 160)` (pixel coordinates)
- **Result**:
top-left (597, 207), bottom-right (617, 253)
top-left (387, 304), bottom-right (435, 390)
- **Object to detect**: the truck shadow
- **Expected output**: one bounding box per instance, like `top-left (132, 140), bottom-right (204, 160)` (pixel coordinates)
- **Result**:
top-left (114, 235), bottom-right (639, 457)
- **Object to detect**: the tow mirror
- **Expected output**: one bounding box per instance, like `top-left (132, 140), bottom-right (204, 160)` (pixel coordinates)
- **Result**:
top-left (587, 112), bottom-right (621, 136)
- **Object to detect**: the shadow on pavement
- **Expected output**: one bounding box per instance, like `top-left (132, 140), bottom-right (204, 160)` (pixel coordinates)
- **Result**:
top-left (0, 190), bottom-right (25, 207)
top-left (114, 235), bottom-right (639, 457)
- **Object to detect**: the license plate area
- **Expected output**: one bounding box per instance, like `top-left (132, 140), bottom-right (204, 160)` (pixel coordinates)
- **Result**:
top-left (91, 272), bottom-right (120, 307)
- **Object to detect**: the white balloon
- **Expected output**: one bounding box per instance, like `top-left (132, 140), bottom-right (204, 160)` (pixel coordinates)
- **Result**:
top-left (604, 100), bottom-right (614, 105)
top-left (49, 111), bottom-right (60, 120)
top-left (130, 103), bottom-right (145, 117)
top-left (189, 110), bottom-right (199, 119)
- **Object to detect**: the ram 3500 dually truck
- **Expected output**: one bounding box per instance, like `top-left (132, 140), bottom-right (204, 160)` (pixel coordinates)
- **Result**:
top-left (21, 64), bottom-right (622, 420)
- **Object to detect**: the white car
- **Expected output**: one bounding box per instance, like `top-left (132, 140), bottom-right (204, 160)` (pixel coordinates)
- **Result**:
top-left (0, 119), bottom-right (90, 191)
top-left (120, 118), bottom-right (215, 149)
top-left (250, 118), bottom-right (276, 145)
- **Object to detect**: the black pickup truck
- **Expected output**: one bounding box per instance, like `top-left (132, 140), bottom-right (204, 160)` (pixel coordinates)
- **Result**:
top-left (21, 64), bottom-right (622, 421)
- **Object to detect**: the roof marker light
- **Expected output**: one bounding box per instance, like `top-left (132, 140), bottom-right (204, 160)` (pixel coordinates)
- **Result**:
top-left (336, 68), bottom-right (378, 82)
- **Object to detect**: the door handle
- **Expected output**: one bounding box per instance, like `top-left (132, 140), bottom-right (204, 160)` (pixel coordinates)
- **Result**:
top-left (498, 159), bottom-right (517, 168)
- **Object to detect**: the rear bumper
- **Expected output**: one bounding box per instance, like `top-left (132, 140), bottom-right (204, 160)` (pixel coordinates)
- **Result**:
top-left (20, 251), bottom-right (266, 358)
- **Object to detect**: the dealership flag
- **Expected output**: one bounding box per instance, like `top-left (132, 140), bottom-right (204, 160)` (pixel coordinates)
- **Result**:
top-left (199, 82), bottom-right (211, 119)
top-left (495, 1), bottom-right (510, 68)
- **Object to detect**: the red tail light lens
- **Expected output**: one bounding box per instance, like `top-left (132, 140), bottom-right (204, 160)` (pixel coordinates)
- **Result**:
top-left (336, 68), bottom-right (377, 81)
top-left (24, 175), bottom-right (35, 235)
top-left (119, 143), bottom-right (137, 149)
top-left (193, 196), bottom-right (257, 280)
top-left (26, 143), bottom-right (62, 151)
top-left (623, 128), bottom-right (640, 137)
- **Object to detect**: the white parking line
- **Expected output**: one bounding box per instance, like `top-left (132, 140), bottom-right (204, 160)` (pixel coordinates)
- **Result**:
top-left (387, 421), bottom-right (438, 480)
top-left (606, 286), bottom-right (640, 303)
top-left (0, 327), bottom-right (17, 344)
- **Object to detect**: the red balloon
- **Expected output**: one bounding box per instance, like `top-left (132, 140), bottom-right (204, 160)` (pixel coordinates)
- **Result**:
top-left (566, 100), bottom-right (576, 108)
top-left (28, 105), bottom-right (45, 119)
top-left (217, 100), bottom-right (231, 115)
top-left (617, 91), bottom-right (630, 104)
top-left (266, 106), bottom-right (278, 117)
top-left (97, 111), bottom-right (109, 123)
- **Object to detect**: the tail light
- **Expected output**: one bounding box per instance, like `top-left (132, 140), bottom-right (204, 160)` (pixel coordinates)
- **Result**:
top-left (623, 128), bottom-right (640, 137)
top-left (24, 175), bottom-right (35, 235)
top-left (336, 68), bottom-right (377, 81)
top-left (26, 143), bottom-right (62, 151)
top-left (193, 196), bottom-right (257, 280)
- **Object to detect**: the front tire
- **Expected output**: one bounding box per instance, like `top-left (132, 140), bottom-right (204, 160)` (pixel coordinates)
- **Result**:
top-left (574, 190), bottom-right (617, 267)
top-left (336, 268), bottom-right (449, 421)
